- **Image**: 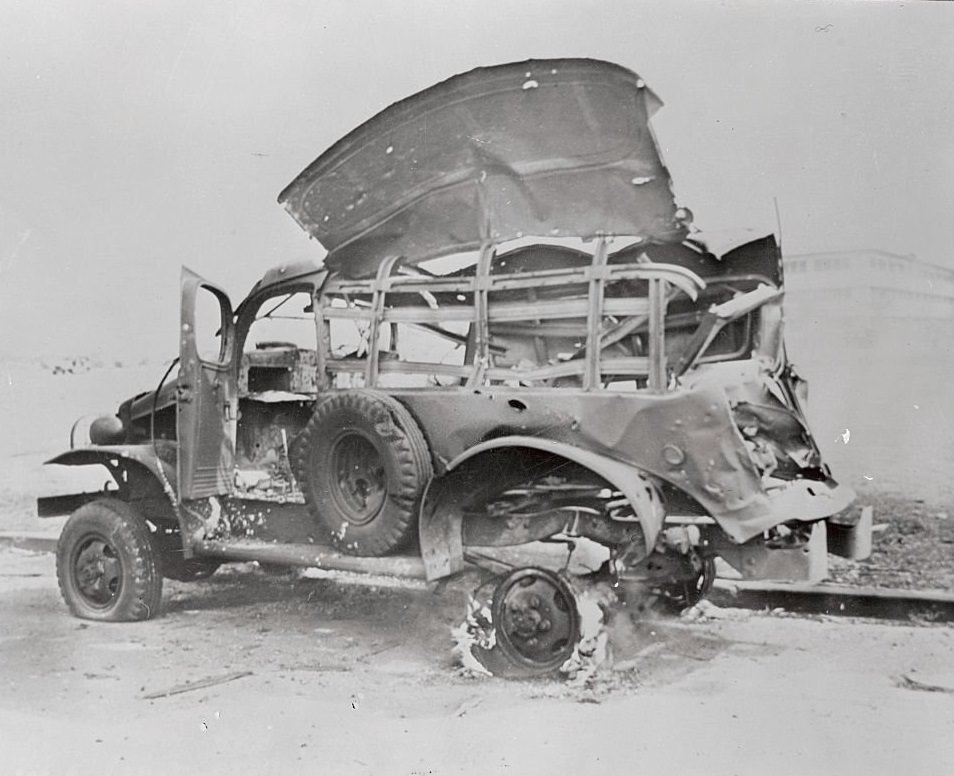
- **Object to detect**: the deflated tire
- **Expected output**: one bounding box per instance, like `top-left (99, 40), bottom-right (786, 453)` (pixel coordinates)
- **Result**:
top-left (56, 498), bottom-right (163, 621)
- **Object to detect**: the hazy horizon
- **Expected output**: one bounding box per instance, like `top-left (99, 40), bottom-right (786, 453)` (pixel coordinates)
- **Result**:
top-left (2, 0), bottom-right (952, 361)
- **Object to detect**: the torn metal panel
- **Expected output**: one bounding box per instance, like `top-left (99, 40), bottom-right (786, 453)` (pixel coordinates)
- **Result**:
top-left (673, 284), bottom-right (783, 377)
top-left (684, 359), bottom-right (825, 481)
top-left (233, 398), bottom-right (310, 502)
top-left (398, 383), bottom-right (846, 551)
top-left (279, 59), bottom-right (684, 277)
top-left (419, 438), bottom-right (660, 580)
top-left (711, 520), bottom-right (829, 582)
top-left (615, 232), bottom-right (783, 286)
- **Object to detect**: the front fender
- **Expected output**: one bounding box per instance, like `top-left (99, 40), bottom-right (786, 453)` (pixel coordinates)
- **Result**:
top-left (44, 443), bottom-right (179, 512)
top-left (419, 436), bottom-right (665, 581)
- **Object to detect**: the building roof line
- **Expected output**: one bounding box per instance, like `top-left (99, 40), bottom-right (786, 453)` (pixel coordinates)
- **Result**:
top-left (786, 249), bottom-right (954, 276)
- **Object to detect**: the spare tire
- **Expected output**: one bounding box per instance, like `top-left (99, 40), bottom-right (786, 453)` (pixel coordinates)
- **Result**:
top-left (294, 390), bottom-right (432, 556)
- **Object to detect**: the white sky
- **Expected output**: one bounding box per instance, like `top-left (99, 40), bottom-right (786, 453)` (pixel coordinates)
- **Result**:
top-left (1, 0), bottom-right (952, 361)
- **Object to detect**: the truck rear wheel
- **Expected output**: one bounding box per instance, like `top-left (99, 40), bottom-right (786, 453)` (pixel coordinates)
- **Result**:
top-left (56, 499), bottom-right (163, 621)
top-left (295, 390), bottom-right (432, 556)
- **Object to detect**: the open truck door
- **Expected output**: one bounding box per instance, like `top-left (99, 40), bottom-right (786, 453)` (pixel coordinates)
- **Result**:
top-left (178, 268), bottom-right (237, 500)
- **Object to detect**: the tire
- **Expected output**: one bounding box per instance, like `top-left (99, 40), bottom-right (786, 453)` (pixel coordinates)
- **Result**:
top-left (458, 568), bottom-right (583, 678)
top-left (56, 499), bottom-right (163, 621)
top-left (294, 390), bottom-right (433, 556)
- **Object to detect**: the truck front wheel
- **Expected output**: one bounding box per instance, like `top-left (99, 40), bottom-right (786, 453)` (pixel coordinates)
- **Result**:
top-left (56, 499), bottom-right (163, 621)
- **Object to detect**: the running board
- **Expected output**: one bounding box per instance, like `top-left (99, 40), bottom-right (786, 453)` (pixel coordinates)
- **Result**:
top-left (193, 539), bottom-right (428, 579)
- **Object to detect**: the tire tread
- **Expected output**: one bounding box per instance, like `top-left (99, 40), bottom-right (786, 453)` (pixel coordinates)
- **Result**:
top-left (56, 498), bottom-right (163, 622)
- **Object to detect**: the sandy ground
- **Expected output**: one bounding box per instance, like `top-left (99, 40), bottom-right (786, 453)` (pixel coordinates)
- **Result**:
top-left (2, 546), bottom-right (953, 776)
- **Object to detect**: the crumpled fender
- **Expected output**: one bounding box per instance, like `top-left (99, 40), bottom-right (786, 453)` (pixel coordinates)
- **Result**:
top-left (46, 444), bottom-right (179, 510)
top-left (418, 435), bottom-right (665, 581)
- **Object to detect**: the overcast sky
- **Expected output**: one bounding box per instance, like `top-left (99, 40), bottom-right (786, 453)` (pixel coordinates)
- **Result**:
top-left (1, 0), bottom-right (952, 361)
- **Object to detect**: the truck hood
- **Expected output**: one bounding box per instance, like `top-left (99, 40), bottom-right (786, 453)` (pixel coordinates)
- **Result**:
top-left (279, 58), bottom-right (685, 278)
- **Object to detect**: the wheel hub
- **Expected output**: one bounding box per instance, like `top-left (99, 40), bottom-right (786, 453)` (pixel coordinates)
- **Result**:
top-left (331, 433), bottom-right (386, 524)
top-left (73, 538), bottom-right (122, 607)
top-left (492, 567), bottom-right (580, 672)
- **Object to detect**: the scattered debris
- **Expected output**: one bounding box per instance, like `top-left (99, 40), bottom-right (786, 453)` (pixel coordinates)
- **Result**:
top-left (359, 641), bottom-right (402, 659)
top-left (896, 674), bottom-right (954, 695)
top-left (680, 599), bottom-right (749, 622)
top-left (46, 356), bottom-right (95, 375)
top-left (561, 584), bottom-right (614, 686)
top-left (140, 670), bottom-right (253, 700)
top-left (452, 696), bottom-right (483, 717)
top-left (451, 595), bottom-right (495, 678)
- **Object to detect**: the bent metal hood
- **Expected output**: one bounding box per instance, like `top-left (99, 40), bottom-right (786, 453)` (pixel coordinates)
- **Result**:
top-left (279, 58), bottom-right (686, 278)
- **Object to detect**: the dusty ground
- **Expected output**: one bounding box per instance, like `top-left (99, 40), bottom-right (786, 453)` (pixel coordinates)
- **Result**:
top-left (827, 492), bottom-right (954, 591)
top-left (2, 546), bottom-right (953, 775)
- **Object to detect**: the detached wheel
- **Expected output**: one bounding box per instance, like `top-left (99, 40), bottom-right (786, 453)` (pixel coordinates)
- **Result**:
top-left (56, 499), bottom-right (162, 621)
top-left (491, 568), bottom-right (581, 674)
top-left (295, 390), bottom-right (432, 556)
top-left (466, 568), bottom-right (582, 678)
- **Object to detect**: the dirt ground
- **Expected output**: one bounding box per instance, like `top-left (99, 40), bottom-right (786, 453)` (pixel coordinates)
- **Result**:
top-left (2, 546), bottom-right (953, 776)
top-left (827, 492), bottom-right (954, 591)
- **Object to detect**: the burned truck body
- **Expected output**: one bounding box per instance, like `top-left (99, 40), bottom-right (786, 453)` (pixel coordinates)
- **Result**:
top-left (40, 59), bottom-right (866, 674)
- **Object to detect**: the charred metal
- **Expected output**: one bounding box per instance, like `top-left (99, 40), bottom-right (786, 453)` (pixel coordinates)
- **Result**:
top-left (40, 58), bottom-right (868, 674)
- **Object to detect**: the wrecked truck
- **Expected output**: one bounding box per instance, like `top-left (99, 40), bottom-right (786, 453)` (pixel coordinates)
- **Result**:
top-left (39, 59), bottom-right (869, 675)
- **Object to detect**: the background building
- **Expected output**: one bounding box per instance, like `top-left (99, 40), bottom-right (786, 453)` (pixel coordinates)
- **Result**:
top-left (783, 250), bottom-right (954, 355)
top-left (779, 249), bottom-right (954, 501)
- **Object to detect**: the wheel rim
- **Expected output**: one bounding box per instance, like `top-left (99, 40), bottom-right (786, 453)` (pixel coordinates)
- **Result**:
top-left (71, 534), bottom-right (123, 608)
top-left (329, 432), bottom-right (387, 525)
top-left (492, 568), bottom-right (580, 672)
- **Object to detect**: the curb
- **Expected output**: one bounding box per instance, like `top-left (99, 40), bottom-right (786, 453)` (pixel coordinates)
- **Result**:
top-left (0, 533), bottom-right (59, 554)
top-left (711, 579), bottom-right (954, 622)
